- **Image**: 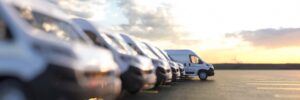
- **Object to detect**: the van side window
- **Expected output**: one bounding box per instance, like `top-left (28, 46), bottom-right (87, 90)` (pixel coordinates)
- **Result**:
top-left (84, 31), bottom-right (97, 43)
top-left (190, 55), bottom-right (204, 64)
top-left (190, 55), bottom-right (199, 64)
top-left (0, 17), bottom-right (13, 41)
top-left (84, 30), bottom-right (103, 46)
top-left (198, 59), bottom-right (204, 64)
top-left (168, 54), bottom-right (189, 62)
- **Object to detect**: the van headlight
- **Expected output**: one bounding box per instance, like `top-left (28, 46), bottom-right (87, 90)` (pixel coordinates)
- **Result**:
top-left (84, 71), bottom-right (115, 78)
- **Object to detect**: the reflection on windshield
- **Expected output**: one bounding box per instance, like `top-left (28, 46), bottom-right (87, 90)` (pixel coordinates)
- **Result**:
top-left (16, 6), bottom-right (83, 42)
top-left (149, 45), bottom-right (168, 61)
top-left (157, 48), bottom-right (172, 61)
top-left (101, 33), bottom-right (128, 54)
top-left (136, 42), bottom-right (159, 59)
top-left (106, 34), bottom-right (138, 55)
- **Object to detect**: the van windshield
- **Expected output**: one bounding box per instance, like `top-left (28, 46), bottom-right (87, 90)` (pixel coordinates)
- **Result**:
top-left (15, 6), bottom-right (85, 43)
top-left (136, 42), bottom-right (159, 59)
top-left (0, 16), bottom-right (6, 40)
top-left (151, 46), bottom-right (168, 61)
top-left (158, 48), bottom-right (172, 61)
top-left (106, 34), bottom-right (138, 55)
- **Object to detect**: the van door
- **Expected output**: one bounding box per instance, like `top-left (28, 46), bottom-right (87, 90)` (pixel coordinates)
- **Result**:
top-left (184, 63), bottom-right (196, 75)
top-left (186, 55), bottom-right (207, 76)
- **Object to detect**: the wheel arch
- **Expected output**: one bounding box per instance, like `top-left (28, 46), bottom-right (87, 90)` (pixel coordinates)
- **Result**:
top-left (197, 69), bottom-right (208, 75)
top-left (0, 75), bottom-right (25, 83)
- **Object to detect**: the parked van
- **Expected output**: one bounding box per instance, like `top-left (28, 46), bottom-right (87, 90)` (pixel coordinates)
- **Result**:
top-left (165, 50), bottom-right (214, 80)
top-left (120, 34), bottom-right (172, 88)
top-left (143, 43), bottom-right (179, 82)
top-left (0, 0), bottom-right (121, 100)
top-left (104, 33), bottom-right (157, 90)
top-left (72, 18), bottom-right (155, 93)
top-left (157, 47), bottom-right (184, 80)
top-left (177, 63), bottom-right (186, 78)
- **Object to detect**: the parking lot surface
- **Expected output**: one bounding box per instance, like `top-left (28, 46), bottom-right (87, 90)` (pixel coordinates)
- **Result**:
top-left (122, 70), bottom-right (300, 100)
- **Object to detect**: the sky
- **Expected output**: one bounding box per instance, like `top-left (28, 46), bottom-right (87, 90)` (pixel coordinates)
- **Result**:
top-left (50, 0), bottom-right (300, 64)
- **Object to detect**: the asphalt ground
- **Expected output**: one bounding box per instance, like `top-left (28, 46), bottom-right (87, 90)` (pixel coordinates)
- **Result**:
top-left (122, 70), bottom-right (300, 100)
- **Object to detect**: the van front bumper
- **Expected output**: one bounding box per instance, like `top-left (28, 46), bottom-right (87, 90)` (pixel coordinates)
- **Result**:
top-left (207, 68), bottom-right (215, 76)
top-left (28, 64), bottom-right (121, 100)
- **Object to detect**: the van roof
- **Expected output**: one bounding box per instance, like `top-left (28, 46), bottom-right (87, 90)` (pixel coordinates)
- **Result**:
top-left (165, 49), bottom-right (196, 55)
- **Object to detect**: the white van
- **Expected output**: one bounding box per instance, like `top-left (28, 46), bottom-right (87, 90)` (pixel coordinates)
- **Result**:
top-left (72, 18), bottom-right (157, 93)
top-left (120, 34), bottom-right (172, 88)
top-left (165, 50), bottom-right (214, 80)
top-left (104, 33), bottom-right (157, 90)
top-left (156, 47), bottom-right (183, 80)
top-left (0, 0), bottom-right (121, 100)
top-left (143, 43), bottom-right (179, 82)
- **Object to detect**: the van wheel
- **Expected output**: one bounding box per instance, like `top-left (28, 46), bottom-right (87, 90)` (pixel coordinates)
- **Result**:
top-left (0, 80), bottom-right (28, 100)
top-left (172, 73), bottom-right (177, 82)
top-left (153, 70), bottom-right (166, 89)
top-left (198, 71), bottom-right (208, 81)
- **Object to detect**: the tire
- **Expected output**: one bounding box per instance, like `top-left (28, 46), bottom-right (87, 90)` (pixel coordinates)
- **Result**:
top-left (172, 73), bottom-right (177, 82)
top-left (153, 69), bottom-right (166, 89)
top-left (121, 66), bottom-right (144, 94)
top-left (171, 67), bottom-right (178, 82)
top-left (198, 71), bottom-right (208, 81)
top-left (0, 80), bottom-right (28, 100)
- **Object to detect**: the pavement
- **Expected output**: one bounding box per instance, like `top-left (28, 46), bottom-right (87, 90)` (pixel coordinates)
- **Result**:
top-left (122, 70), bottom-right (300, 100)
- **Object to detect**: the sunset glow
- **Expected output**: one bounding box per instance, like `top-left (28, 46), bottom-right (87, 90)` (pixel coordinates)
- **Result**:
top-left (52, 0), bottom-right (300, 64)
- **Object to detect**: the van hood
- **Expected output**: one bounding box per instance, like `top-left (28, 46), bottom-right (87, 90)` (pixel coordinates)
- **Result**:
top-left (152, 59), bottom-right (170, 70)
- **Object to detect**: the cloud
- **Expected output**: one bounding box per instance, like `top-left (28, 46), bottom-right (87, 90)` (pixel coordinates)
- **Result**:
top-left (226, 28), bottom-right (300, 48)
top-left (111, 0), bottom-right (200, 47)
top-left (48, 0), bottom-right (199, 48)
top-left (47, 0), bottom-right (107, 18)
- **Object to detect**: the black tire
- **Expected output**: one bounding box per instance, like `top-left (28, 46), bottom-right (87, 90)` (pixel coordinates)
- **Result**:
top-left (198, 71), bottom-right (208, 81)
top-left (121, 66), bottom-right (144, 94)
top-left (153, 69), bottom-right (166, 89)
top-left (0, 80), bottom-right (29, 100)
top-left (172, 73), bottom-right (177, 82)
top-left (171, 68), bottom-right (177, 82)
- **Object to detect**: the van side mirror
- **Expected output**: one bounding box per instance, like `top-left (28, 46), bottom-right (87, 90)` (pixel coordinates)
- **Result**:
top-left (0, 24), bottom-right (14, 42)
